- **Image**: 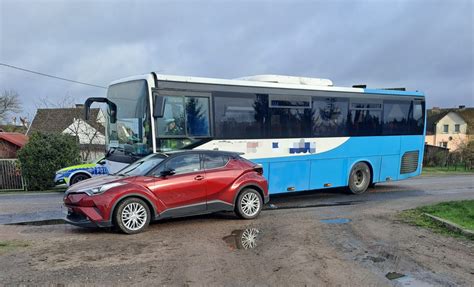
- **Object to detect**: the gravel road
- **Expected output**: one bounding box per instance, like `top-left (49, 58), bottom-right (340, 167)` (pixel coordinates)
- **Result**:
top-left (0, 175), bottom-right (473, 286)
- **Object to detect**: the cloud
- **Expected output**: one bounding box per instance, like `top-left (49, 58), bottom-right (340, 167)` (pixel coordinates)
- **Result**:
top-left (0, 0), bottom-right (472, 122)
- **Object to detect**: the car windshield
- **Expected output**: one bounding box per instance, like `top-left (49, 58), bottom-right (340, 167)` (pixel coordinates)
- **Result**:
top-left (116, 154), bottom-right (166, 176)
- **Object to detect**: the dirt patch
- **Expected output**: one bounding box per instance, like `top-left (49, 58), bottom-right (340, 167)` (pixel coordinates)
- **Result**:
top-left (1, 178), bottom-right (473, 285)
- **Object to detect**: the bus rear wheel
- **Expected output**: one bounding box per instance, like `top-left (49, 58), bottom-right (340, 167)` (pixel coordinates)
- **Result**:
top-left (348, 162), bottom-right (371, 194)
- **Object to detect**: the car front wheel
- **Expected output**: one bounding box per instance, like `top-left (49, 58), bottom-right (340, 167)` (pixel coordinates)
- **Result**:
top-left (115, 198), bottom-right (151, 234)
top-left (70, 173), bottom-right (90, 185)
top-left (235, 188), bottom-right (263, 219)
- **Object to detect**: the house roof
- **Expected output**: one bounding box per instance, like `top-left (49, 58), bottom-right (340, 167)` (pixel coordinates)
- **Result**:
top-left (426, 107), bottom-right (474, 134)
top-left (0, 125), bottom-right (27, 134)
top-left (27, 108), bottom-right (105, 136)
top-left (0, 132), bottom-right (28, 147)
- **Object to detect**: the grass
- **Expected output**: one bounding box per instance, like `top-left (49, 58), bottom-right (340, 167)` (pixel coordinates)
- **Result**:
top-left (422, 166), bottom-right (474, 176)
top-left (399, 200), bottom-right (474, 240)
top-left (0, 240), bottom-right (30, 253)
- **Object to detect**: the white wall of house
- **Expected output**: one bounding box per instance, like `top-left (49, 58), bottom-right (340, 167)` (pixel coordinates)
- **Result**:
top-left (96, 109), bottom-right (106, 126)
top-left (430, 112), bottom-right (468, 151)
top-left (62, 119), bottom-right (105, 145)
top-left (435, 112), bottom-right (467, 134)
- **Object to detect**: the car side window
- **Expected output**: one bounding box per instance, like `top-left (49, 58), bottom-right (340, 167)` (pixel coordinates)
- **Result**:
top-left (165, 154), bottom-right (201, 175)
top-left (203, 154), bottom-right (229, 169)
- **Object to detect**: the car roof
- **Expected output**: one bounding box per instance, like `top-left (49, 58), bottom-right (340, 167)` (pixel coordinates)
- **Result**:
top-left (163, 149), bottom-right (242, 157)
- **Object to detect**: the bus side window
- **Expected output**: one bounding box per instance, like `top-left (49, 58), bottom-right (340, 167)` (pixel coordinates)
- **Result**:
top-left (412, 101), bottom-right (425, 135)
top-left (382, 100), bottom-right (411, 135)
top-left (312, 97), bottom-right (349, 137)
top-left (348, 100), bottom-right (382, 136)
top-left (186, 97), bottom-right (210, 137)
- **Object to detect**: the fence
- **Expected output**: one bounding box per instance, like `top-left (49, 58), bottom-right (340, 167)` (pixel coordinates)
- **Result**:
top-left (0, 159), bottom-right (25, 191)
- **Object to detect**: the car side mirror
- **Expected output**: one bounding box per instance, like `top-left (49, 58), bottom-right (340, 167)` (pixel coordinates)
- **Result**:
top-left (160, 168), bottom-right (175, 177)
top-left (98, 160), bottom-right (106, 165)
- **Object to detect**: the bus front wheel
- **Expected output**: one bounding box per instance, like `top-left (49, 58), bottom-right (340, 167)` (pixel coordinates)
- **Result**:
top-left (348, 162), bottom-right (371, 194)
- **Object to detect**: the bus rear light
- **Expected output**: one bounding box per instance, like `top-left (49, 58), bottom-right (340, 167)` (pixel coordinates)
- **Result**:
top-left (324, 183), bottom-right (332, 187)
top-left (287, 186), bottom-right (296, 191)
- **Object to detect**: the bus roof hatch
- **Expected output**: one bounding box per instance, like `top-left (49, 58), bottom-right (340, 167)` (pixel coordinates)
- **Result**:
top-left (237, 74), bottom-right (333, 87)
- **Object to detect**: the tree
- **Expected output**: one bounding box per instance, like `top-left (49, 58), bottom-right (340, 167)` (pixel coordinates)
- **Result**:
top-left (0, 90), bottom-right (22, 122)
top-left (35, 92), bottom-right (75, 109)
top-left (17, 132), bottom-right (80, 191)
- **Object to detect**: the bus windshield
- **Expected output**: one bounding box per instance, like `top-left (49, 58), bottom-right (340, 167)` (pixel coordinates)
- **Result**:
top-left (106, 80), bottom-right (152, 156)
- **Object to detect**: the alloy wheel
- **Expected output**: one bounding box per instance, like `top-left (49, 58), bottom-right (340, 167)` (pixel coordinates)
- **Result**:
top-left (121, 202), bottom-right (147, 231)
top-left (240, 192), bottom-right (261, 217)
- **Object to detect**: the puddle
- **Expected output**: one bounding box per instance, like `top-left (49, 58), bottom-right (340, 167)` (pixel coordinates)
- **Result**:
top-left (396, 275), bottom-right (433, 286)
top-left (7, 219), bottom-right (66, 226)
top-left (386, 272), bottom-right (405, 280)
top-left (320, 218), bottom-right (351, 224)
top-left (365, 255), bottom-right (385, 263)
top-left (264, 201), bottom-right (363, 211)
top-left (223, 228), bottom-right (260, 250)
top-left (386, 272), bottom-right (433, 286)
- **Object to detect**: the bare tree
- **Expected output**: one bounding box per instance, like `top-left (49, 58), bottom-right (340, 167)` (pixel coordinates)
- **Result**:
top-left (0, 90), bottom-right (22, 121)
top-left (64, 118), bottom-right (104, 161)
top-left (35, 92), bottom-right (76, 109)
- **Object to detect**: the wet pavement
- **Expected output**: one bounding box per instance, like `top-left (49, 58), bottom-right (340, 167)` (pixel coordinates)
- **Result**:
top-left (0, 192), bottom-right (64, 224)
top-left (0, 175), bottom-right (471, 225)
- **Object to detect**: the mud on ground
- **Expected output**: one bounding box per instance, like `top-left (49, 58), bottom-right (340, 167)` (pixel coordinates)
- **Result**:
top-left (1, 195), bottom-right (473, 286)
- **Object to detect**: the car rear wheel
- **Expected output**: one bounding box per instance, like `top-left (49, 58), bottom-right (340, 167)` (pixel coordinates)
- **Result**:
top-left (115, 198), bottom-right (151, 234)
top-left (70, 173), bottom-right (90, 185)
top-left (348, 162), bottom-right (371, 194)
top-left (235, 188), bottom-right (263, 219)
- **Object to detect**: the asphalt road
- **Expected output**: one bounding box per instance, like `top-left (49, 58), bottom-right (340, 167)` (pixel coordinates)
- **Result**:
top-left (0, 175), bottom-right (472, 224)
top-left (0, 175), bottom-right (473, 286)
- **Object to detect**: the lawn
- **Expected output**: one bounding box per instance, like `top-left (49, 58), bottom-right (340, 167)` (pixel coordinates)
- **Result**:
top-left (399, 200), bottom-right (474, 239)
top-left (422, 166), bottom-right (474, 176)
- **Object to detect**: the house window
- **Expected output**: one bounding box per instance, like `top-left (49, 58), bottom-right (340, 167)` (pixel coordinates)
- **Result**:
top-left (454, 124), bottom-right (460, 133)
top-left (443, 124), bottom-right (449, 133)
top-left (439, 141), bottom-right (448, 148)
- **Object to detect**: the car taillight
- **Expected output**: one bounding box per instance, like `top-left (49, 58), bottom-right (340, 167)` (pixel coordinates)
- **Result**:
top-left (253, 164), bottom-right (263, 175)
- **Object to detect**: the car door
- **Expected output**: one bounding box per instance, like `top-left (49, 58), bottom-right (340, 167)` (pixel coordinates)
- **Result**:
top-left (149, 153), bottom-right (207, 216)
top-left (203, 153), bottom-right (242, 210)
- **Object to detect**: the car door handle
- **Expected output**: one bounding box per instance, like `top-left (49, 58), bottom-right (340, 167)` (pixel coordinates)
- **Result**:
top-left (194, 175), bottom-right (204, 181)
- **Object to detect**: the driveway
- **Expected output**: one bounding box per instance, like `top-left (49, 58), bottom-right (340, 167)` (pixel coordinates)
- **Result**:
top-left (0, 175), bottom-right (473, 285)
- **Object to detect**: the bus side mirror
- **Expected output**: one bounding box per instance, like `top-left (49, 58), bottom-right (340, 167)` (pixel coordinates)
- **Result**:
top-left (153, 92), bottom-right (165, 118)
top-left (85, 97), bottom-right (117, 123)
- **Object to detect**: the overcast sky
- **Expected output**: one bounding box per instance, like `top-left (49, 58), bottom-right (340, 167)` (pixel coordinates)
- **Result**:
top-left (1, 0), bottom-right (473, 121)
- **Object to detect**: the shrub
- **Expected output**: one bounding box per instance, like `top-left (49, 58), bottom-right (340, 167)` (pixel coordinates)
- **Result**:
top-left (18, 132), bottom-right (80, 190)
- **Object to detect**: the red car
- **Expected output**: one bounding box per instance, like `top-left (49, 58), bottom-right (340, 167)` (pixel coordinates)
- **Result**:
top-left (64, 150), bottom-right (269, 234)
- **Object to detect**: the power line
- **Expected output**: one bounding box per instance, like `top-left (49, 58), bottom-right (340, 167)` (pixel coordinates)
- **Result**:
top-left (0, 62), bottom-right (107, 89)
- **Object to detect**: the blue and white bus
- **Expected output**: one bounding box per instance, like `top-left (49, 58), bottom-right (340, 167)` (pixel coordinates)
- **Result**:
top-left (85, 73), bottom-right (425, 194)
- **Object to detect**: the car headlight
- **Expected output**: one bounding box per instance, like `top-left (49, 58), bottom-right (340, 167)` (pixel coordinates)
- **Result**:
top-left (80, 182), bottom-right (126, 196)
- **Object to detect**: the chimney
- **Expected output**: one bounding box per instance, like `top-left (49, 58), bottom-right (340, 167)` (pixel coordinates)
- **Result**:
top-left (75, 104), bottom-right (84, 108)
top-left (431, 107), bottom-right (440, 114)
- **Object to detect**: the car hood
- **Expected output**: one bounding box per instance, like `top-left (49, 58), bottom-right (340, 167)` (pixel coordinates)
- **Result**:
top-left (66, 175), bottom-right (136, 194)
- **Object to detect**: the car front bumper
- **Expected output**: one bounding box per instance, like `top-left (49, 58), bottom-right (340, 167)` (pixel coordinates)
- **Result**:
top-left (64, 193), bottom-right (112, 228)
top-left (65, 209), bottom-right (112, 228)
